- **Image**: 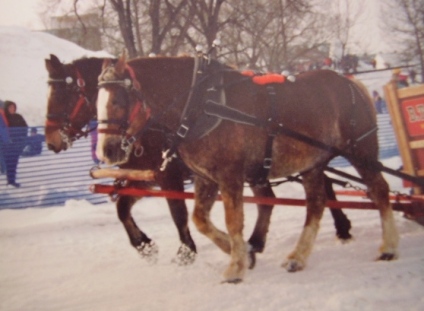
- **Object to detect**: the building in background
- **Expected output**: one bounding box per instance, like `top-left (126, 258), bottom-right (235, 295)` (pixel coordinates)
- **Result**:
top-left (46, 13), bottom-right (102, 51)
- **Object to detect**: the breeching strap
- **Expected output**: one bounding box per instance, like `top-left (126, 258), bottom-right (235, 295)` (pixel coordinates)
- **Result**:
top-left (203, 101), bottom-right (424, 188)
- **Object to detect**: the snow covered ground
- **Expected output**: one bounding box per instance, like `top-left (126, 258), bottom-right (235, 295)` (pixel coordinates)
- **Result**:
top-left (1, 166), bottom-right (424, 311)
top-left (0, 27), bottom-right (423, 311)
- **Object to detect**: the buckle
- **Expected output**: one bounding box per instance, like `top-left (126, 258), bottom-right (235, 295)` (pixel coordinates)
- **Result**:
top-left (177, 124), bottom-right (189, 138)
top-left (263, 158), bottom-right (272, 169)
top-left (122, 136), bottom-right (136, 150)
top-left (126, 136), bottom-right (136, 145)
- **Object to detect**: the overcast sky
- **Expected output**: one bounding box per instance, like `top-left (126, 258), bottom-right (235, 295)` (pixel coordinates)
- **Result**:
top-left (0, 0), bottom-right (43, 29)
top-left (0, 0), bottom-right (388, 54)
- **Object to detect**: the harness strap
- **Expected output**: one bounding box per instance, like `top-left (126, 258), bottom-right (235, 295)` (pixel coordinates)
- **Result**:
top-left (346, 79), bottom-right (377, 151)
top-left (161, 55), bottom-right (207, 170)
top-left (203, 101), bottom-right (424, 188)
top-left (249, 85), bottom-right (277, 187)
top-left (125, 64), bottom-right (141, 90)
top-left (69, 95), bottom-right (88, 120)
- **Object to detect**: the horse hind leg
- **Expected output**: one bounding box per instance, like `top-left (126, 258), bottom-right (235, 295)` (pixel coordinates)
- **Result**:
top-left (353, 164), bottom-right (399, 260)
top-left (283, 167), bottom-right (327, 272)
top-left (166, 198), bottom-right (197, 266)
top-left (248, 182), bottom-right (274, 269)
top-left (116, 195), bottom-right (158, 264)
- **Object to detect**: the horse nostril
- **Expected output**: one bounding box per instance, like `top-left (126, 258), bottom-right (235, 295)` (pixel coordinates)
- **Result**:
top-left (104, 146), bottom-right (115, 159)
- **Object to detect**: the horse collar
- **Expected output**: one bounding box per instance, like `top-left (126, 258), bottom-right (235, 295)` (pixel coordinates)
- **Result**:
top-left (160, 56), bottom-right (228, 170)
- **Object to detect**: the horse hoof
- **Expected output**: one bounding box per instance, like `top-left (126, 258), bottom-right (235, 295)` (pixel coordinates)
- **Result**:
top-left (337, 233), bottom-right (353, 243)
top-left (221, 278), bottom-right (243, 284)
top-left (282, 259), bottom-right (304, 272)
top-left (172, 244), bottom-right (197, 266)
top-left (377, 253), bottom-right (397, 261)
top-left (248, 251), bottom-right (256, 269)
top-left (136, 241), bottom-right (159, 264)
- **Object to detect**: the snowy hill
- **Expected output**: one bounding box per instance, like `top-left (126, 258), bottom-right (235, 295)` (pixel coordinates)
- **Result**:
top-left (0, 26), bottom-right (112, 125)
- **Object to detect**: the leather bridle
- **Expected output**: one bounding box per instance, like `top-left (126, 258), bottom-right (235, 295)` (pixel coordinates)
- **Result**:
top-left (46, 69), bottom-right (96, 141)
top-left (97, 64), bottom-right (151, 152)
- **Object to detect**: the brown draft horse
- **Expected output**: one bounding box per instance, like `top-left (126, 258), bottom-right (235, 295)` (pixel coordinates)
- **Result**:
top-left (44, 54), bottom-right (291, 266)
top-left (96, 53), bottom-right (399, 283)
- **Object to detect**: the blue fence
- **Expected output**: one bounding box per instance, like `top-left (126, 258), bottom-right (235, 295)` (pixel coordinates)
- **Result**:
top-left (1, 116), bottom-right (400, 209)
top-left (0, 127), bottom-right (111, 209)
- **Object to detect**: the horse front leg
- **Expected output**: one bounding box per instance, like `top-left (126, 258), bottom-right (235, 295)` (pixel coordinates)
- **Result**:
top-left (324, 175), bottom-right (352, 241)
top-left (219, 178), bottom-right (248, 283)
top-left (192, 176), bottom-right (231, 254)
top-left (158, 163), bottom-right (197, 265)
top-left (116, 195), bottom-right (158, 263)
top-left (248, 182), bottom-right (274, 269)
top-left (283, 167), bottom-right (327, 272)
top-left (166, 197), bottom-right (197, 265)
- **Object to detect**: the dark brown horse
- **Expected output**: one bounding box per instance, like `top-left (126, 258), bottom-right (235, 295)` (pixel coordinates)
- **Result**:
top-left (44, 54), bottom-right (279, 266)
top-left (96, 53), bottom-right (398, 283)
top-left (45, 55), bottom-right (196, 264)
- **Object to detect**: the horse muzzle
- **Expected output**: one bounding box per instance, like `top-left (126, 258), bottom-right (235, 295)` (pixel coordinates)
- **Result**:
top-left (97, 136), bottom-right (129, 165)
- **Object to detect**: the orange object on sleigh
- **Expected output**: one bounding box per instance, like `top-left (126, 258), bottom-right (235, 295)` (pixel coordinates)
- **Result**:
top-left (242, 70), bottom-right (286, 85)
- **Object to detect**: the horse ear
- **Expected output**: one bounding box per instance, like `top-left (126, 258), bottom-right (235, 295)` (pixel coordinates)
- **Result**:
top-left (45, 54), bottom-right (62, 74)
top-left (50, 54), bottom-right (61, 64)
top-left (102, 58), bottom-right (112, 71)
top-left (115, 50), bottom-right (127, 75)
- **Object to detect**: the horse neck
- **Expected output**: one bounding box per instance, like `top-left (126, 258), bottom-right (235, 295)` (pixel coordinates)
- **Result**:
top-left (129, 57), bottom-right (195, 130)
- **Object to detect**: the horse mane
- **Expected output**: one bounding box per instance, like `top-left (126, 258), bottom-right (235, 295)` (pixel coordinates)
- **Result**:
top-left (71, 57), bottom-right (107, 78)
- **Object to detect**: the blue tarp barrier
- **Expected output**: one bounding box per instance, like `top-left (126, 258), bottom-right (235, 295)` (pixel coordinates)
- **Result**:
top-left (0, 126), bottom-right (111, 209)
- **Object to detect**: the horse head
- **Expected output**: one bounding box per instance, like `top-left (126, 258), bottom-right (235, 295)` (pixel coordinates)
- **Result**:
top-left (96, 52), bottom-right (152, 165)
top-left (44, 54), bottom-right (100, 153)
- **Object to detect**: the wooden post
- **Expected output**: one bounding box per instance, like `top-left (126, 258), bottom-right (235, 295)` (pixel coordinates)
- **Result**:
top-left (384, 81), bottom-right (424, 225)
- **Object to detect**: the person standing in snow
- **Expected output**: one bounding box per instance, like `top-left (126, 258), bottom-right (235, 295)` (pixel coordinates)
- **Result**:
top-left (0, 100), bottom-right (9, 175)
top-left (3, 100), bottom-right (27, 187)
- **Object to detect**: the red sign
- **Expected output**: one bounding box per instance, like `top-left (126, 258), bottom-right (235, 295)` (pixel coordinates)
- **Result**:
top-left (401, 97), bottom-right (424, 137)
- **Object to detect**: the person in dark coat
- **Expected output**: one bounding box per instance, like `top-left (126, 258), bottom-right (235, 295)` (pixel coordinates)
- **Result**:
top-left (0, 100), bottom-right (9, 174)
top-left (4, 100), bottom-right (27, 187)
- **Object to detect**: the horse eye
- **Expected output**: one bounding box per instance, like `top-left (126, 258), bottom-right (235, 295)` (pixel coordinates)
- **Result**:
top-left (51, 84), bottom-right (65, 91)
